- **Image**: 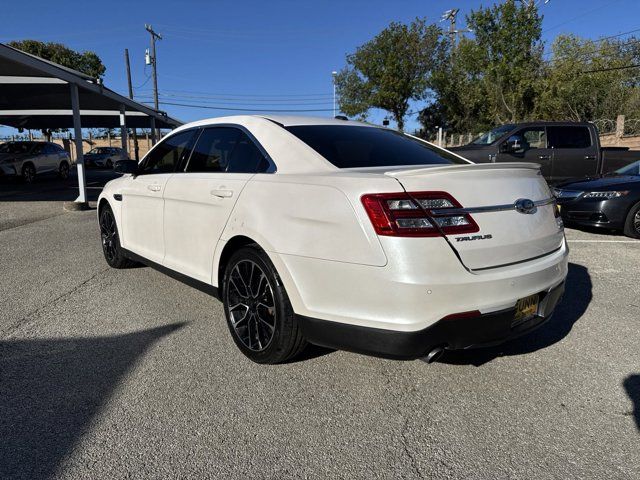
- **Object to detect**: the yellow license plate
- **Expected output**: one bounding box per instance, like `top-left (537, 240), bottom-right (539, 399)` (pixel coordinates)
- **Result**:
top-left (514, 294), bottom-right (539, 322)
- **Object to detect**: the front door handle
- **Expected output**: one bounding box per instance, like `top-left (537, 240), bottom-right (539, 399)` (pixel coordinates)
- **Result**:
top-left (147, 184), bottom-right (161, 192)
top-left (211, 189), bottom-right (233, 198)
top-left (538, 155), bottom-right (551, 160)
top-left (584, 155), bottom-right (596, 160)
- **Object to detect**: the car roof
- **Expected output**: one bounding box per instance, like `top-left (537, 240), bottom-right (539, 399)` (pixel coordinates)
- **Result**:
top-left (258, 114), bottom-right (369, 127)
top-left (160, 115), bottom-right (380, 174)
top-left (173, 114), bottom-right (372, 130)
top-left (510, 121), bottom-right (593, 128)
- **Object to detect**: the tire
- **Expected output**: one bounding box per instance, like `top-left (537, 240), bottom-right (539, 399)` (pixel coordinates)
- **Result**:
top-left (222, 246), bottom-right (307, 364)
top-left (623, 201), bottom-right (640, 239)
top-left (21, 163), bottom-right (35, 183)
top-left (58, 161), bottom-right (70, 179)
top-left (99, 204), bottom-right (135, 268)
top-left (106, 159), bottom-right (113, 169)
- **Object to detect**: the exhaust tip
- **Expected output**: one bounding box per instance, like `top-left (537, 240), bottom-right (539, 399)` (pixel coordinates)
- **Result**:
top-left (422, 346), bottom-right (446, 364)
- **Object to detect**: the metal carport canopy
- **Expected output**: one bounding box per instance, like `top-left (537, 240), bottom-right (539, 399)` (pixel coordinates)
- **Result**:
top-left (0, 42), bottom-right (182, 205)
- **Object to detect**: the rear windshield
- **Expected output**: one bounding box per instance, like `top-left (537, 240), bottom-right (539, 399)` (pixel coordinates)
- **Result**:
top-left (284, 125), bottom-right (467, 168)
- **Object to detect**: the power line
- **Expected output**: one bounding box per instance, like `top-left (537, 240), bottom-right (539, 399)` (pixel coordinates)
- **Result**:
top-left (135, 95), bottom-right (333, 107)
top-left (134, 87), bottom-right (333, 99)
top-left (136, 92), bottom-right (334, 105)
top-left (582, 63), bottom-right (640, 74)
top-left (152, 101), bottom-right (334, 113)
top-left (544, 35), bottom-right (640, 61)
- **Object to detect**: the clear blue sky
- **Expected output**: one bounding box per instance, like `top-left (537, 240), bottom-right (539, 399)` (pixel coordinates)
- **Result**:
top-left (2, 0), bottom-right (640, 134)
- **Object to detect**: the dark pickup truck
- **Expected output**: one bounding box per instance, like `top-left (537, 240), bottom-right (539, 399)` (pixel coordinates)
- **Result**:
top-left (449, 121), bottom-right (640, 184)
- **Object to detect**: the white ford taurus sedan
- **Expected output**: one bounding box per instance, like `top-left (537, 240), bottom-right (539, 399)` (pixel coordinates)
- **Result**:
top-left (98, 115), bottom-right (568, 364)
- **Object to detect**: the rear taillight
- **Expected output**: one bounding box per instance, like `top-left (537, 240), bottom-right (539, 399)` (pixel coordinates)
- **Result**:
top-left (361, 191), bottom-right (479, 237)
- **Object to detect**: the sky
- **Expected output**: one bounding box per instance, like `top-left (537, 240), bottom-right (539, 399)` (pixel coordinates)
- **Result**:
top-left (2, 0), bottom-right (640, 135)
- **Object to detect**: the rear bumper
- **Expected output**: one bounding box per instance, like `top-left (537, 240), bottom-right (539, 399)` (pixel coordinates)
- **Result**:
top-left (298, 281), bottom-right (565, 360)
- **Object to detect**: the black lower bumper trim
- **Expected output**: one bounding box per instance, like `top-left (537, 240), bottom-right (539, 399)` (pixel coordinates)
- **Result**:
top-left (297, 281), bottom-right (565, 360)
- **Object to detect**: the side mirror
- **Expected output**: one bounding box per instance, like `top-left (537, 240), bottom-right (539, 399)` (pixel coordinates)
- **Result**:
top-left (114, 159), bottom-right (138, 175)
top-left (500, 135), bottom-right (523, 153)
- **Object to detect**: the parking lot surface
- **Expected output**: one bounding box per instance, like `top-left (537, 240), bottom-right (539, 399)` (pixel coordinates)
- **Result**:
top-left (1, 173), bottom-right (639, 479)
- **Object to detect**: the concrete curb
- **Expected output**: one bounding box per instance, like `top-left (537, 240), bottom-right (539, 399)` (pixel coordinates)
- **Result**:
top-left (63, 201), bottom-right (91, 212)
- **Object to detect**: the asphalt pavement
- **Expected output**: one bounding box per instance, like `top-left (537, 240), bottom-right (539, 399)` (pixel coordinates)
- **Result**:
top-left (0, 171), bottom-right (638, 479)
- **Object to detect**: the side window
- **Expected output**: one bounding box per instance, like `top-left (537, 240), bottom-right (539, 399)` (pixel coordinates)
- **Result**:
top-left (32, 144), bottom-right (45, 155)
top-left (512, 128), bottom-right (546, 153)
top-left (548, 127), bottom-right (592, 149)
top-left (48, 144), bottom-right (63, 153)
top-left (186, 128), bottom-right (240, 173)
top-left (139, 130), bottom-right (196, 174)
top-left (521, 128), bottom-right (546, 149)
top-left (228, 131), bottom-right (270, 173)
top-left (186, 127), bottom-right (270, 173)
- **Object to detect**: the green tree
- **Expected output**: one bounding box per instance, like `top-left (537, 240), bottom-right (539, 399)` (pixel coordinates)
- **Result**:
top-left (468, 0), bottom-right (544, 123)
top-left (426, 36), bottom-right (492, 134)
top-left (425, 0), bottom-right (544, 134)
top-left (335, 18), bottom-right (445, 131)
top-left (8, 40), bottom-right (106, 79)
top-left (536, 34), bottom-right (640, 121)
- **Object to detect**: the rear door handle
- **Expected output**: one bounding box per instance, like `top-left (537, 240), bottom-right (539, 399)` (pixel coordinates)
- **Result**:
top-left (211, 189), bottom-right (233, 198)
top-left (538, 155), bottom-right (551, 160)
top-left (147, 184), bottom-right (161, 192)
top-left (584, 155), bottom-right (596, 160)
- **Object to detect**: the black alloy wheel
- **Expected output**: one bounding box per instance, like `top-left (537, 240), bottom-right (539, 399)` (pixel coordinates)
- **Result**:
top-left (99, 205), bottom-right (135, 268)
top-left (22, 164), bottom-right (35, 183)
top-left (624, 202), bottom-right (640, 239)
top-left (59, 162), bottom-right (70, 179)
top-left (223, 246), bottom-right (307, 364)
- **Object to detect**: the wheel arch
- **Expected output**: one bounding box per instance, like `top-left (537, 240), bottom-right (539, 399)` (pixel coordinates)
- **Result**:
top-left (215, 235), bottom-right (261, 296)
top-left (213, 235), bottom-right (304, 312)
top-left (623, 198), bottom-right (640, 237)
top-left (98, 197), bottom-right (110, 216)
top-left (97, 196), bottom-right (123, 236)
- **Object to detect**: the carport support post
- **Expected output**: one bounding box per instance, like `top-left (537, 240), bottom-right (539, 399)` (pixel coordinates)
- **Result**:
top-left (119, 104), bottom-right (128, 157)
top-left (150, 117), bottom-right (157, 145)
top-left (69, 83), bottom-right (88, 208)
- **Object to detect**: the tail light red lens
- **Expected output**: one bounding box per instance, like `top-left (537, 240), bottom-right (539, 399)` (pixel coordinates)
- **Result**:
top-left (361, 191), bottom-right (479, 237)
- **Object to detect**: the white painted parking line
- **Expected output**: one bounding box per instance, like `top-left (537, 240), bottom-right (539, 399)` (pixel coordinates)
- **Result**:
top-left (567, 239), bottom-right (639, 243)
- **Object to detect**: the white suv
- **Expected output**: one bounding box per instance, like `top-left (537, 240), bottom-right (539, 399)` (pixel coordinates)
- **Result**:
top-left (98, 116), bottom-right (568, 364)
top-left (0, 141), bottom-right (71, 183)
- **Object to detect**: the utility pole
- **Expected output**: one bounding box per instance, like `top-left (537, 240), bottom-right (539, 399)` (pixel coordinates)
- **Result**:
top-left (441, 8), bottom-right (471, 47)
top-left (443, 8), bottom-right (459, 45)
top-left (331, 71), bottom-right (337, 118)
top-left (124, 48), bottom-right (139, 161)
top-left (145, 24), bottom-right (162, 138)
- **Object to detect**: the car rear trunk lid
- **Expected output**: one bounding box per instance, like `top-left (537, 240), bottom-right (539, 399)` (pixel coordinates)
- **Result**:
top-left (386, 163), bottom-right (564, 271)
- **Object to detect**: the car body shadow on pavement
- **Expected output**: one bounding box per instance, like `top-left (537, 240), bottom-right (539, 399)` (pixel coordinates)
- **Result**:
top-left (440, 262), bottom-right (592, 367)
top-left (0, 323), bottom-right (185, 479)
top-left (623, 375), bottom-right (640, 432)
top-left (0, 169), bottom-right (119, 203)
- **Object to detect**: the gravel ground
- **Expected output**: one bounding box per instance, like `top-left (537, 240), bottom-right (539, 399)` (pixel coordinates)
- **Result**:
top-left (1, 173), bottom-right (638, 479)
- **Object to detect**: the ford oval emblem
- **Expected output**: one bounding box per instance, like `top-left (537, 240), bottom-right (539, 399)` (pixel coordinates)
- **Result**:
top-left (515, 198), bottom-right (537, 214)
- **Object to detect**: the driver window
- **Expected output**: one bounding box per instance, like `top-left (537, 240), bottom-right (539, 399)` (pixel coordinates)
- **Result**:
top-left (139, 130), bottom-right (196, 174)
top-left (513, 128), bottom-right (546, 153)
